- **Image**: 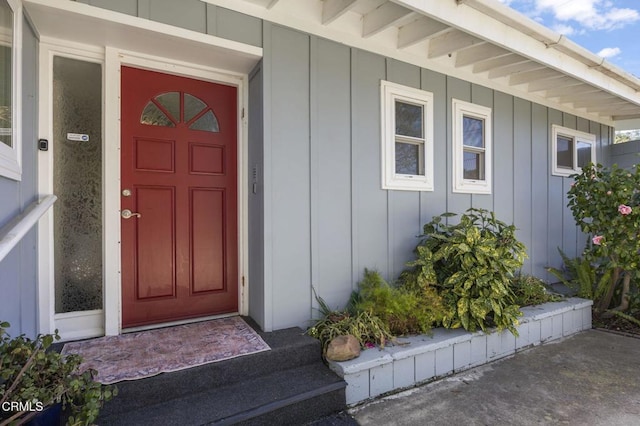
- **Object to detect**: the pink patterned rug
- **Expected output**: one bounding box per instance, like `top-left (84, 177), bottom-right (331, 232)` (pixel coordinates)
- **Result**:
top-left (61, 317), bottom-right (270, 384)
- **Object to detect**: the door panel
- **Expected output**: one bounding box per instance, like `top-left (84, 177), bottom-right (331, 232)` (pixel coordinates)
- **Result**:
top-left (191, 188), bottom-right (225, 293)
top-left (121, 66), bottom-right (238, 328)
top-left (135, 186), bottom-right (176, 300)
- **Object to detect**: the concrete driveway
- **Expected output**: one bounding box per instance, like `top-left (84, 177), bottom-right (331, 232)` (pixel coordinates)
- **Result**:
top-left (349, 330), bottom-right (640, 425)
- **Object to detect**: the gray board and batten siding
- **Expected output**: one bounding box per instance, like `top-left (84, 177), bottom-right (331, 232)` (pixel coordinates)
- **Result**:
top-left (259, 23), bottom-right (613, 331)
top-left (13, 1), bottom-right (614, 334)
top-left (0, 18), bottom-right (39, 337)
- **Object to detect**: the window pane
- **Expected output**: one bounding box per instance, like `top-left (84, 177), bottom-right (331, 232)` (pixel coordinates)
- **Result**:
top-left (463, 116), bottom-right (484, 148)
top-left (185, 93), bottom-right (207, 123)
top-left (577, 140), bottom-right (592, 168)
top-left (141, 102), bottom-right (175, 127)
top-left (52, 56), bottom-right (103, 313)
top-left (395, 142), bottom-right (423, 175)
top-left (463, 151), bottom-right (484, 180)
top-left (155, 92), bottom-right (179, 122)
top-left (189, 110), bottom-right (219, 132)
top-left (395, 101), bottom-right (422, 138)
top-left (557, 135), bottom-right (573, 169)
top-left (0, 0), bottom-right (13, 147)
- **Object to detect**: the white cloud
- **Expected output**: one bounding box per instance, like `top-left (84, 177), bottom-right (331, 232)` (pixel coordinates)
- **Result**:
top-left (597, 47), bottom-right (621, 58)
top-left (534, 0), bottom-right (639, 31)
top-left (552, 23), bottom-right (575, 35)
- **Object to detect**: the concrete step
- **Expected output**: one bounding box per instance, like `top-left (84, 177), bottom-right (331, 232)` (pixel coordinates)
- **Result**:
top-left (96, 324), bottom-right (346, 425)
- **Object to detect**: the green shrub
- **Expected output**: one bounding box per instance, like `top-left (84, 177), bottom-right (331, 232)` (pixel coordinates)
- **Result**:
top-left (546, 249), bottom-right (612, 303)
top-left (0, 322), bottom-right (116, 426)
top-left (511, 274), bottom-right (562, 306)
top-left (354, 269), bottom-right (445, 336)
top-left (307, 291), bottom-right (393, 352)
top-left (404, 208), bottom-right (526, 335)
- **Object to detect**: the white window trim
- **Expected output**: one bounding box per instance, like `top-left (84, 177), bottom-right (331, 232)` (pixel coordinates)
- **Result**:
top-left (551, 124), bottom-right (597, 177)
top-left (0, 0), bottom-right (22, 181)
top-left (452, 99), bottom-right (492, 194)
top-left (381, 80), bottom-right (434, 191)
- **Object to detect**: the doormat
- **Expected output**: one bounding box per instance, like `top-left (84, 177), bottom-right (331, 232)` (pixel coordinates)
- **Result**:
top-left (61, 317), bottom-right (270, 384)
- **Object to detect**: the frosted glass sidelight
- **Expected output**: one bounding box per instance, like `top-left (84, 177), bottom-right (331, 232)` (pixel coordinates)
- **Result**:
top-left (53, 56), bottom-right (103, 313)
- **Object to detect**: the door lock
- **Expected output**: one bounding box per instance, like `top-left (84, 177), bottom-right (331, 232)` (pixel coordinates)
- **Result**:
top-left (121, 209), bottom-right (142, 219)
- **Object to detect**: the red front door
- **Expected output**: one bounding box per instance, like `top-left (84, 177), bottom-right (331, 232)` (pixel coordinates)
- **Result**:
top-left (120, 66), bottom-right (238, 328)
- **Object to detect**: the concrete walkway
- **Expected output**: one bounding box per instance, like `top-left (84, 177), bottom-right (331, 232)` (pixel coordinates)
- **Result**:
top-left (349, 330), bottom-right (640, 425)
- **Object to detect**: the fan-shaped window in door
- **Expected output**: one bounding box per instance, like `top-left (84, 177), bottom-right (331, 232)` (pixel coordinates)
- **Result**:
top-left (140, 91), bottom-right (219, 132)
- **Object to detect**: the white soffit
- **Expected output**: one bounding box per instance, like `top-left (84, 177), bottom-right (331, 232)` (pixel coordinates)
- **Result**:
top-left (23, 0), bottom-right (263, 75)
top-left (203, 0), bottom-right (640, 125)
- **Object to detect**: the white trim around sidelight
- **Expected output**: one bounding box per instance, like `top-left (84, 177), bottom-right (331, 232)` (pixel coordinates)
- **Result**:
top-left (37, 41), bottom-right (105, 337)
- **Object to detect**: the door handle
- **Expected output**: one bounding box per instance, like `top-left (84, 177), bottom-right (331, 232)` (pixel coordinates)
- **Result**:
top-left (121, 209), bottom-right (142, 219)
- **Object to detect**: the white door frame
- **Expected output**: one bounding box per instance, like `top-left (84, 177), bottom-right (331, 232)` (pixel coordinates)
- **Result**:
top-left (104, 48), bottom-right (250, 336)
top-left (38, 39), bottom-right (250, 340)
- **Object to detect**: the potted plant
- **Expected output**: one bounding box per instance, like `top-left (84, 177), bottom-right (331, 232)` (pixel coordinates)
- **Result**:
top-left (0, 321), bottom-right (116, 426)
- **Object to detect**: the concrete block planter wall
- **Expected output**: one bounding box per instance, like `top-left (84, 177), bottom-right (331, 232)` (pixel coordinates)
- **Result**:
top-left (328, 298), bottom-right (593, 406)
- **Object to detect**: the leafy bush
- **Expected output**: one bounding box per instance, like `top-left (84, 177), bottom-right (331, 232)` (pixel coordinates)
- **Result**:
top-left (307, 292), bottom-right (393, 352)
top-left (403, 208), bottom-right (525, 334)
top-left (511, 274), bottom-right (562, 306)
top-left (354, 269), bottom-right (445, 336)
top-left (546, 249), bottom-right (612, 302)
top-left (0, 322), bottom-right (116, 425)
top-left (567, 163), bottom-right (640, 312)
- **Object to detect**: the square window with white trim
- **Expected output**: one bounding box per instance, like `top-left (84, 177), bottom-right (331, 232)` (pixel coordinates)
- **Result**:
top-left (452, 99), bottom-right (492, 194)
top-left (381, 80), bottom-right (434, 191)
top-left (551, 125), bottom-right (596, 177)
top-left (0, 0), bottom-right (21, 181)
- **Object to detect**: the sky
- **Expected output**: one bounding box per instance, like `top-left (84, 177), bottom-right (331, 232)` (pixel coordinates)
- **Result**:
top-left (497, 0), bottom-right (640, 78)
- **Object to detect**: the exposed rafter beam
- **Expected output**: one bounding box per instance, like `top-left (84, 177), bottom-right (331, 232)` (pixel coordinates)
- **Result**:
top-left (322, 0), bottom-right (357, 25)
top-left (613, 113), bottom-right (640, 120)
top-left (527, 76), bottom-right (583, 92)
top-left (488, 61), bottom-right (543, 79)
top-left (397, 17), bottom-right (449, 49)
top-left (587, 103), bottom-right (640, 114)
top-left (455, 43), bottom-right (509, 68)
top-left (544, 85), bottom-right (600, 98)
top-left (555, 91), bottom-right (615, 104)
top-left (508, 67), bottom-right (561, 86)
top-left (428, 29), bottom-right (482, 59)
top-left (363, 2), bottom-right (412, 38)
top-left (472, 53), bottom-right (528, 74)
top-left (573, 98), bottom-right (629, 109)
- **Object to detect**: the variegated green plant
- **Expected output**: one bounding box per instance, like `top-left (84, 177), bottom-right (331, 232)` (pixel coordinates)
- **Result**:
top-left (404, 208), bottom-right (526, 335)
